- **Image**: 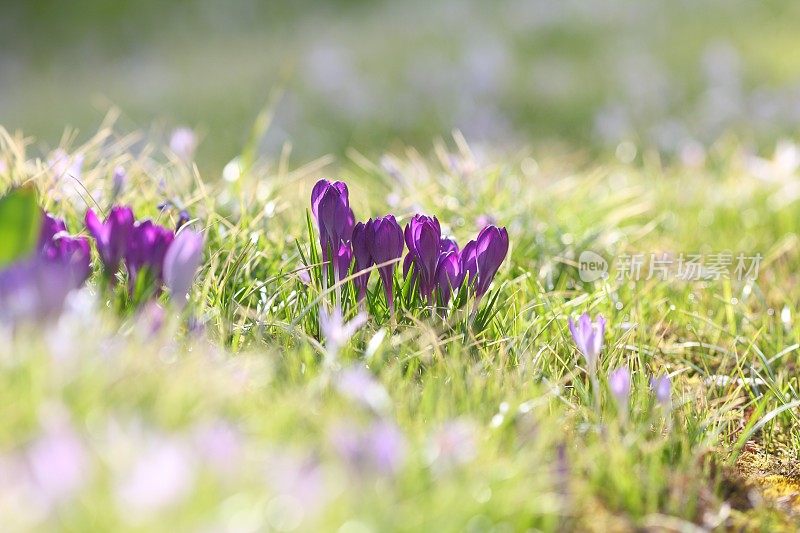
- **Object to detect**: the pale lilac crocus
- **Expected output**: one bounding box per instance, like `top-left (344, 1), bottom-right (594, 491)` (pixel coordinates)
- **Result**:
top-left (319, 305), bottom-right (367, 366)
top-left (169, 127), bottom-right (197, 161)
top-left (651, 375), bottom-right (671, 407)
top-left (336, 366), bottom-right (391, 414)
top-left (608, 367), bottom-right (631, 420)
top-left (568, 313), bottom-right (606, 375)
top-left (163, 229), bottom-right (204, 307)
top-left (331, 419), bottom-right (406, 477)
top-left (27, 421), bottom-right (89, 504)
top-left (115, 438), bottom-right (195, 516)
top-left (112, 166), bottom-right (126, 199)
top-left (193, 421), bottom-right (242, 477)
top-left (366, 215), bottom-right (404, 314)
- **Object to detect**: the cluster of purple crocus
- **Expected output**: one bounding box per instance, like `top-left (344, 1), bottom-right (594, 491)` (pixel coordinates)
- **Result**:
top-left (85, 206), bottom-right (204, 306)
top-left (0, 212), bottom-right (91, 323)
top-left (310, 179), bottom-right (509, 315)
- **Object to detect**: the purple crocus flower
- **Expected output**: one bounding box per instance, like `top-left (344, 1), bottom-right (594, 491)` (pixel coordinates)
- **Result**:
top-left (404, 214), bottom-right (441, 302)
top-left (85, 206), bottom-right (135, 276)
top-left (462, 225), bottom-right (509, 299)
top-left (311, 179), bottom-right (355, 264)
top-left (609, 367), bottom-right (631, 410)
top-left (366, 215), bottom-right (404, 313)
top-left (335, 240), bottom-right (353, 282)
top-left (435, 250), bottom-right (462, 304)
top-left (163, 229), bottom-right (204, 307)
top-left (351, 221), bottom-right (372, 302)
top-left (568, 313), bottom-right (606, 374)
top-left (38, 213), bottom-right (91, 283)
top-left (650, 374), bottom-right (671, 406)
top-left (125, 220), bottom-right (175, 289)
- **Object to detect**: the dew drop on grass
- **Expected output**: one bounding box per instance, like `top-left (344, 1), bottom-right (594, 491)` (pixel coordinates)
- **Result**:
top-left (615, 302), bottom-right (623, 310)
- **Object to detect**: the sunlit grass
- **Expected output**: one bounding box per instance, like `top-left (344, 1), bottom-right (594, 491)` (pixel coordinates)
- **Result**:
top-left (0, 121), bottom-right (799, 530)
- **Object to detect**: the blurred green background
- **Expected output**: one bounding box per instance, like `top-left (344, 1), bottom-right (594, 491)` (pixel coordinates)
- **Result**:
top-left (2, 0), bottom-right (799, 171)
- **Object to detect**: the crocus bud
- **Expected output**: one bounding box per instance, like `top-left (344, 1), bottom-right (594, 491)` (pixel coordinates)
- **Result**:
top-left (176, 210), bottom-right (191, 231)
top-left (125, 220), bottom-right (175, 290)
top-left (440, 237), bottom-right (459, 254)
top-left (85, 206), bottom-right (135, 277)
top-left (472, 225), bottom-right (509, 298)
top-left (163, 229), bottom-right (205, 307)
top-left (112, 166), bottom-right (126, 199)
top-left (366, 215), bottom-right (404, 313)
top-left (435, 251), bottom-right (462, 304)
top-left (568, 313), bottom-right (606, 375)
top-left (404, 214), bottom-right (441, 302)
top-left (351, 221), bottom-right (373, 301)
top-left (608, 367), bottom-right (631, 407)
top-left (311, 179), bottom-right (355, 263)
top-left (650, 375), bottom-right (671, 406)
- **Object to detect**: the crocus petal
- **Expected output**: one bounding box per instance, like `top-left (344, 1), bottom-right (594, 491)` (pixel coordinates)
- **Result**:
top-left (163, 229), bottom-right (205, 306)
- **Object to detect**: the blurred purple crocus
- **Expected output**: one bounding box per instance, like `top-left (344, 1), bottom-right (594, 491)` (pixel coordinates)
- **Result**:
top-left (568, 313), bottom-right (606, 375)
top-left (0, 213), bottom-right (90, 324)
top-left (311, 179), bottom-right (355, 264)
top-left (331, 419), bottom-right (406, 477)
top-left (366, 215), bottom-right (404, 314)
top-left (404, 214), bottom-right (441, 302)
top-left (609, 367), bottom-right (631, 420)
top-left (85, 206), bottom-right (135, 277)
top-left (169, 127), bottom-right (197, 161)
top-left (125, 220), bottom-right (175, 290)
top-left (461, 225), bottom-right (509, 300)
top-left (27, 420), bottom-right (90, 504)
top-left (39, 213), bottom-right (67, 248)
top-left (650, 374), bottom-right (671, 406)
top-left (351, 221), bottom-right (373, 302)
top-left (163, 229), bottom-right (204, 307)
top-left (38, 214), bottom-right (91, 283)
